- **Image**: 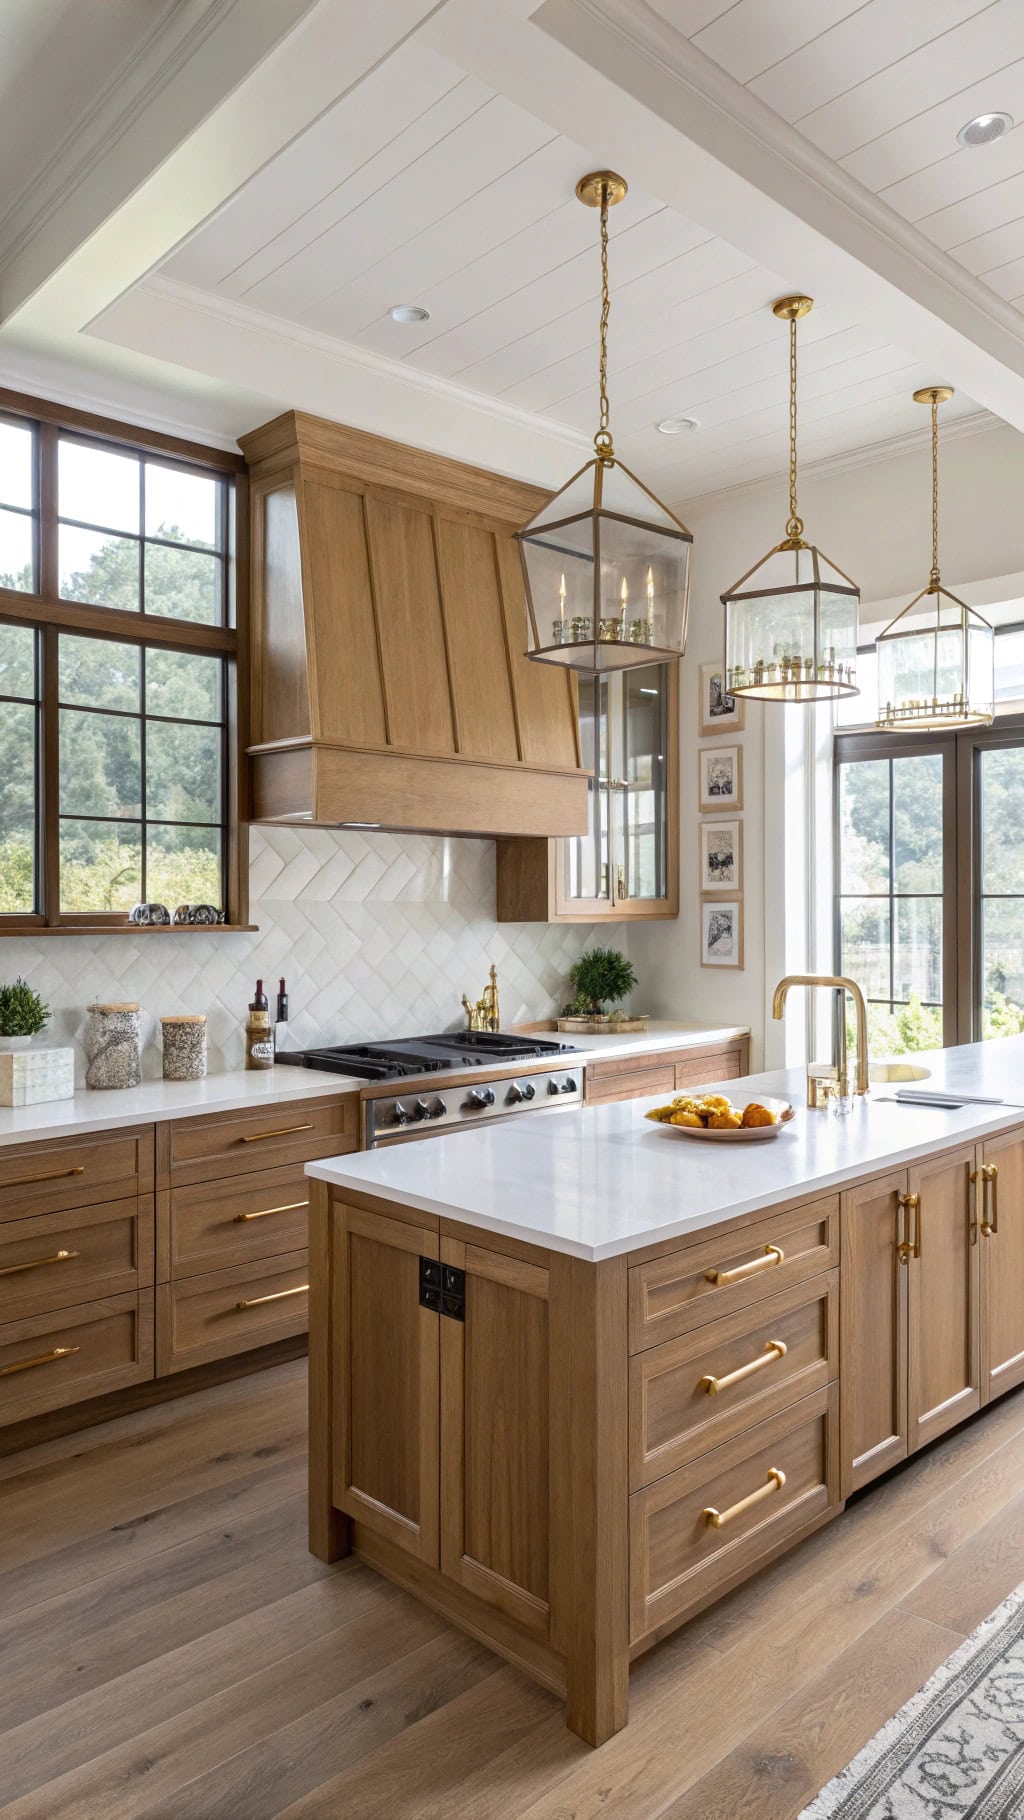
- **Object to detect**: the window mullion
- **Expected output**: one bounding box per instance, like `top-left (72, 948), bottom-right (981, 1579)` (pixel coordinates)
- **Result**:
top-left (41, 623), bottom-right (60, 924)
top-left (38, 421), bottom-right (58, 600)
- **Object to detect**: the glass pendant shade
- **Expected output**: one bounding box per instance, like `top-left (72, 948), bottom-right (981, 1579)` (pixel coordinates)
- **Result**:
top-left (876, 385), bottom-right (993, 732)
top-left (517, 454), bottom-right (692, 673)
top-left (876, 584), bottom-right (994, 730)
top-left (722, 540), bottom-right (859, 701)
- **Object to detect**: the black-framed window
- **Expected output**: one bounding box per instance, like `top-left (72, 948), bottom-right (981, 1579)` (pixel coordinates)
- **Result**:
top-left (0, 622), bottom-right (40, 913)
top-left (0, 417), bottom-right (37, 594)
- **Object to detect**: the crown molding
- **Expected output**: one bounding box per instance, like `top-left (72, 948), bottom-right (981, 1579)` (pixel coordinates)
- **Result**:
top-left (0, 0), bottom-right (242, 271)
top-left (535, 0), bottom-right (1024, 421)
top-left (0, 337), bottom-right (244, 454)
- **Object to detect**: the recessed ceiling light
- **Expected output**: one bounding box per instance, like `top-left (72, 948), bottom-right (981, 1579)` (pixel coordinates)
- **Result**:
top-left (957, 111), bottom-right (1013, 147)
top-left (389, 304), bottom-right (430, 324)
top-left (656, 413), bottom-right (699, 435)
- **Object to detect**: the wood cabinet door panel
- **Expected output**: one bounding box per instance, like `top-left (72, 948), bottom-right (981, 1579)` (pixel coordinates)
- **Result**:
top-left (841, 1170), bottom-right (908, 1495)
top-left (907, 1146), bottom-right (980, 1449)
top-left (156, 1251), bottom-right (308, 1374)
top-left (585, 1066), bottom-right (676, 1107)
top-left (434, 518), bottom-right (518, 764)
top-left (674, 1052), bottom-right (744, 1090)
top-left (0, 1130), bottom-right (151, 1220)
top-left (0, 1290), bottom-right (153, 1425)
top-left (979, 1129), bottom-right (1024, 1402)
top-left (364, 494), bottom-right (454, 757)
top-left (168, 1096), bottom-right (356, 1187)
top-left (440, 1239), bottom-right (551, 1636)
top-left (630, 1271), bottom-right (838, 1488)
top-left (629, 1197), bottom-right (839, 1353)
top-left (0, 1197), bottom-right (153, 1321)
top-left (629, 1384), bottom-right (838, 1644)
top-left (168, 1163), bottom-right (311, 1279)
top-left (333, 1203), bottom-right (439, 1567)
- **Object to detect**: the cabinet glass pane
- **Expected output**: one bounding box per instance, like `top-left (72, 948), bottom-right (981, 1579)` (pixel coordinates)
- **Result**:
top-left (622, 664), bottom-right (667, 901)
top-left (565, 674), bottom-right (611, 904)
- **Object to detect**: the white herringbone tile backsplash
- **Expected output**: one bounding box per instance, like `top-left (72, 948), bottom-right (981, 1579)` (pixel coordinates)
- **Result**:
top-left (3, 828), bottom-right (629, 1079)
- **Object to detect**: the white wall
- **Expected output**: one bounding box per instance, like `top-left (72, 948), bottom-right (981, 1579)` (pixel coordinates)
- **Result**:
top-left (631, 418), bottom-right (1024, 1065)
top-left (2, 827), bottom-right (628, 1081)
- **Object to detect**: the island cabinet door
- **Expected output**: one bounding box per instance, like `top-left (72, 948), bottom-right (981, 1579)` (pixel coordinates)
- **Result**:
top-left (332, 1204), bottom-right (439, 1567)
top-left (841, 1170), bottom-right (909, 1496)
top-left (906, 1146), bottom-right (981, 1452)
top-left (975, 1130), bottom-right (1024, 1405)
top-left (438, 1237), bottom-right (552, 1638)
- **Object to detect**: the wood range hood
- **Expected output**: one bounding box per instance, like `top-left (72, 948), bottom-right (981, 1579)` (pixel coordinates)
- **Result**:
top-left (239, 412), bottom-right (589, 838)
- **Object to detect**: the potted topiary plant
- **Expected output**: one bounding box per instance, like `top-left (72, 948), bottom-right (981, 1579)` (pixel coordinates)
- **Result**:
top-left (558, 948), bottom-right (646, 1033)
top-left (0, 978), bottom-right (51, 1051)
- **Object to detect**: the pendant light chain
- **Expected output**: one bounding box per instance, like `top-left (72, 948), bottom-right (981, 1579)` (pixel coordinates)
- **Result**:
top-left (595, 180), bottom-right (614, 462)
top-left (929, 392), bottom-right (940, 587)
top-left (786, 313), bottom-right (803, 543)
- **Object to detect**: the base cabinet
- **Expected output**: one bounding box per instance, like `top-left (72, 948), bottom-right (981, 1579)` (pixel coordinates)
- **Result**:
top-left (978, 1130), bottom-right (1024, 1403)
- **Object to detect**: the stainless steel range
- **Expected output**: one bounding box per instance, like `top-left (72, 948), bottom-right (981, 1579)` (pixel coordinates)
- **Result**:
top-left (277, 1030), bottom-right (583, 1146)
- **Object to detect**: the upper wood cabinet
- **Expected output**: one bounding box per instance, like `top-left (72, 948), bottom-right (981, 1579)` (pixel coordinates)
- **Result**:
top-left (495, 661), bottom-right (678, 921)
top-left (239, 412), bottom-right (589, 839)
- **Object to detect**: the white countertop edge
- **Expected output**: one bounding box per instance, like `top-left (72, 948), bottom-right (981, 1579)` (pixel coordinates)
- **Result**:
top-left (306, 1093), bottom-right (1024, 1262)
top-left (0, 1066), bottom-right (365, 1146)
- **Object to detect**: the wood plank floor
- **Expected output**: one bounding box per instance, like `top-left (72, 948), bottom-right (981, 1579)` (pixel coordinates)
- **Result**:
top-left (2, 1361), bottom-right (1024, 1819)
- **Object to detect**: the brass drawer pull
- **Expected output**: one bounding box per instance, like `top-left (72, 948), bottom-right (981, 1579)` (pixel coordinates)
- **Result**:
top-left (234, 1199), bottom-right (309, 1223)
top-left (236, 1284), bottom-right (308, 1310)
top-left (705, 1244), bottom-right (784, 1287)
top-left (238, 1123), bottom-right (314, 1144)
top-left (1, 1164), bottom-right (85, 1188)
top-left (700, 1339), bottom-right (787, 1397)
top-left (703, 1466), bottom-right (786, 1529)
top-left (0, 1248), bottom-right (80, 1277)
top-left (976, 1163), bottom-right (998, 1236)
top-left (0, 1344), bottom-right (80, 1377)
top-left (896, 1191), bottom-right (921, 1263)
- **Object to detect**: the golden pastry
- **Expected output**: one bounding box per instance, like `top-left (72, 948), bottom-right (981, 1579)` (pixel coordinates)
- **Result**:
top-left (741, 1103), bottom-right (778, 1128)
top-left (669, 1110), bottom-right (704, 1127)
top-left (708, 1110), bottom-right (743, 1129)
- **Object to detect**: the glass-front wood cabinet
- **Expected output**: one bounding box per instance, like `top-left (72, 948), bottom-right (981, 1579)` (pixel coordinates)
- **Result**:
top-left (496, 662), bottom-right (678, 923)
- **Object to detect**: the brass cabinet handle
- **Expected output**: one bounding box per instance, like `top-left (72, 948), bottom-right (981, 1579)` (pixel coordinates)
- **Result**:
top-left (978, 1163), bottom-right (998, 1236)
top-left (238, 1123), bottom-right (314, 1144)
top-left (705, 1244), bottom-right (784, 1288)
top-left (236, 1284), bottom-right (308, 1310)
top-left (700, 1339), bottom-right (787, 1397)
top-left (233, 1199), bottom-right (309, 1223)
top-left (0, 1248), bottom-right (80, 1277)
top-left (0, 1344), bottom-right (80, 1377)
top-left (896, 1191), bottom-right (920, 1263)
top-left (703, 1466), bottom-right (786, 1529)
top-left (1, 1164), bottom-right (85, 1188)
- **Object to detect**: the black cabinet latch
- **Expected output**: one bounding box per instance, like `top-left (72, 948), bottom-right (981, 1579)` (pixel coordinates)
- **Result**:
top-left (419, 1256), bottom-right (465, 1321)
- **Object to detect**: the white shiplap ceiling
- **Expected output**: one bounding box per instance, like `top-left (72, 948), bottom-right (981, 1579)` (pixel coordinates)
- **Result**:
top-left (162, 36), bottom-right (984, 502)
top-left (658, 0), bottom-right (1024, 309)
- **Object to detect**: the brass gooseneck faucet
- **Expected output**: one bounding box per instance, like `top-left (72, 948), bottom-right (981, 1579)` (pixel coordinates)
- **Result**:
top-left (772, 974), bottom-right (869, 1108)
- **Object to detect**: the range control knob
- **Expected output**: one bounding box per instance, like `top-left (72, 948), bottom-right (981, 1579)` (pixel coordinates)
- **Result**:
top-left (561, 1077), bottom-right (578, 1094)
top-left (547, 1078), bottom-right (560, 1096)
top-left (505, 1082), bottom-right (524, 1105)
top-left (412, 1098), bottom-right (431, 1121)
top-left (522, 1081), bottom-right (536, 1100)
top-left (428, 1097), bottom-right (447, 1119)
top-left (392, 1101), bottom-right (409, 1126)
top-left (464, 1087), bottom-right (495, 1111)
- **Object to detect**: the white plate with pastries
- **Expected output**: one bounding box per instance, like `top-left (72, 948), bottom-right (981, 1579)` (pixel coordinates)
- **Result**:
top-left (645, 1094), bottom-right (796, 1142)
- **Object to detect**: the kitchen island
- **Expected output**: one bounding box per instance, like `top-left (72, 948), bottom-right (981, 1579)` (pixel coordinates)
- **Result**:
top-left (305, 1043), bottom-right (1024, 1746)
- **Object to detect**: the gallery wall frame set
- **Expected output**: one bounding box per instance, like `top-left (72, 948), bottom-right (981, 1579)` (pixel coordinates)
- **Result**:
top-left (698, 661), bottom-right (745, 736)
top-left (697, 742), bottom-right (743, 812)
top-left (699, 817), bottom-right (742, 894)
top-left (700, 896), bottom-right (743, 968)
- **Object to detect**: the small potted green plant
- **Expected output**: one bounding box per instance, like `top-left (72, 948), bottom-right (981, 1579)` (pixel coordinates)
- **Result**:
top-left (558, 948), bottom-right (645, 1033)
top-left (0, 978), bottom-right (51, 1051)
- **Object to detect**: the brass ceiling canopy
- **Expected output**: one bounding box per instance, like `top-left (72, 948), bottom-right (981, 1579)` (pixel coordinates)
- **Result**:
top-left (875, 386), bottom-right (994, 731)
top-left (515, 171), bottom-right (692, 674)
top-left (720, 295), bottom-right (861, 703)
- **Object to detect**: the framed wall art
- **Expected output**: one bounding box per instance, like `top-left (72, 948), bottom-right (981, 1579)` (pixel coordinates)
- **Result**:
top-left (700, 896), bottom-right (743, 968)
top-left (699, 818), bottom-right (742, 893)
top-left (698, 661), bottom-right (745, 735)
top-left (698, 743), bottom-right (743, 812)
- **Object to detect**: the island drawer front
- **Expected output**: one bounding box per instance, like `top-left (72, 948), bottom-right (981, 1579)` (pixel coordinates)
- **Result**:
top-left (156, 1249), bottom-right (308, 1374)
top-left (630, 1271), bottom-right (839, 1488)
top-left (628, 1196), bottom-right (840, 1353)
top-left (0, 1290), bottom-right (153, 1426)
top-left (584, 1065), bottom-right (676, 1107)
top-left (167, 1164), bottom-right (311, 1280)
top-left (0, 1130), bottom-right (152, 1221)
top-left (629, 1382), bottom-right (839, 1643)
top-left (0, 1197), bottom-right (154, 1322)
top-left (168, 1097), bottom-right (357, 1188)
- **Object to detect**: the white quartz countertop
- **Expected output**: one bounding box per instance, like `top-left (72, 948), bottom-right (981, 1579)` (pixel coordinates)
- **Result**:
top-left (548, 1020), bottom-right (749, 1063)
top-left (0, 1065), bottom-right (364, 1147)
top-left (308, 1046), bottom-right (1024, 1261)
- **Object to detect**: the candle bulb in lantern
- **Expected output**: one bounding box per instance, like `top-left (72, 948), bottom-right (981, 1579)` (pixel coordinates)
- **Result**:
top-left (646, 566), bottom-right (654, 638)
top-left (620, 575), bottom-right (628, 633)
top-left (559, 571), bottom-right (566, 628)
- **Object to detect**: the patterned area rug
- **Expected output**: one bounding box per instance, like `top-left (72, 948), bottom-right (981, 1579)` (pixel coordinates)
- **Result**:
top-left (800, 1584), bottom-right (1024, 1818)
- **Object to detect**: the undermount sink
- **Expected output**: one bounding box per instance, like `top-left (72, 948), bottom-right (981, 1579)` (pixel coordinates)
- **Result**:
top-left (868, 1061), bottom-right (932, 1084)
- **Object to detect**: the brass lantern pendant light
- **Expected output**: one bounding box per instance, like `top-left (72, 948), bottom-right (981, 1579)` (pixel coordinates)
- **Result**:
top-left (516, 172), bottom-right (693, 673)
top-left (721, 296), bottom-right (860, 702)
top-left (875, 387), bottom-right (993, 731)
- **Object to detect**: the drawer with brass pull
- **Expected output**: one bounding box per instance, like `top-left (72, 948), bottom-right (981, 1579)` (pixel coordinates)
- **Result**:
top-left (0, 1129), bottom-right (152, 1221)
top-left (155, 1250), bottom-right (308, 1374)
top-left (629, 1382), bottom-right (839, 1642)
top-left (166, 1163), bottom-right (311, 1280)
top-left (0, 1197), bottom-right (153, 1322)
top-left (0, 1290), bottom-right (153, 1426)
top-left (629, 1270), bottom-right (839, 1487)
top-left (628, 1196), bottom-right (839, 1352)
top-left (167, 1095), bottom-right (357, 1188)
